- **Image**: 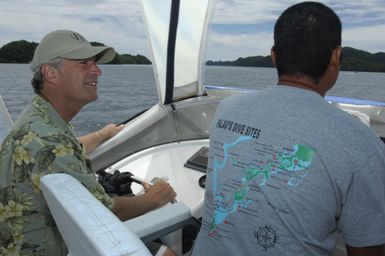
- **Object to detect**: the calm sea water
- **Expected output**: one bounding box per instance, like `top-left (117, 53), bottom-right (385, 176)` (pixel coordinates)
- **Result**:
top-left (1, 63), bottom-right (385, 136)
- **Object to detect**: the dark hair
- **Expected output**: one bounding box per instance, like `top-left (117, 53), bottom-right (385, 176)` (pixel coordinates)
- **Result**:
top-left (31, 69), bottom-right (44, 94)
top-left (31, 58), bottom-right (63, 94)
top-left (273, 1), bottom-right (341, 83)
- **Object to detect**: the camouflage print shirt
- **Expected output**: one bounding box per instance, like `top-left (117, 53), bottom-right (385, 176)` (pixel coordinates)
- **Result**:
top-left (0, 95), bottom-right (114, 256)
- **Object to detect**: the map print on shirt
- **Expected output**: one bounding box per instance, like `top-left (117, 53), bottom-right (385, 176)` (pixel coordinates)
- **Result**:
top-left (208, 135), bottom-right (316, 236)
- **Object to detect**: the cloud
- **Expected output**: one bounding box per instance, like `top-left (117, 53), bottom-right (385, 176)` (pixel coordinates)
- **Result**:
top-left (206, 31), bottom-right (273, 61)
top-left (210, 0), bottom-right (283, 25)
top-left (207, 0), bottom-right (385, 60)
top-left (343, 24), bottom-right (385, 53)
top-left (0, 0), bottom-right (148, 56)
top-left (0, 0), bottom-right (384, 61)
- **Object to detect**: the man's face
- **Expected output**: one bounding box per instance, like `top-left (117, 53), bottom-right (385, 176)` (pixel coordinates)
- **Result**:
top-left (56, 57), bottom-right (102, 108)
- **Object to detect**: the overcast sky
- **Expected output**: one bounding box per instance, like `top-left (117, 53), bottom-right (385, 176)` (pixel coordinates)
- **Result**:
top-left (1, 0), bottom-right (385, 61)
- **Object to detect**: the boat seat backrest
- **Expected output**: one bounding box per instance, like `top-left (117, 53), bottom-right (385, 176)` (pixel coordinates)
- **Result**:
top-left (40, 173), bottom-right (151, 256)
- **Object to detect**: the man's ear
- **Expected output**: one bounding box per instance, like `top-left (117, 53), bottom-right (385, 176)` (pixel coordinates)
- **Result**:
top-left (330, 46), bottom-right (342, 71)
top-left (41, 64), bottom-right (59, 84)
top-left (271, 46), bottom-right (277, 67)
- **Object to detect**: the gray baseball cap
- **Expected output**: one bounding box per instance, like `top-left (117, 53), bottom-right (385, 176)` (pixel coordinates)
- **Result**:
top-left (30, 30), bottom-right (116, 72)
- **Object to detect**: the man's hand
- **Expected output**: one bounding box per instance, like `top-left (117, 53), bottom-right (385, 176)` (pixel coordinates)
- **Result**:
top-left (143, 180), bottom-right (176, 207)
top-left (112, 179), bottom-right (177, 221)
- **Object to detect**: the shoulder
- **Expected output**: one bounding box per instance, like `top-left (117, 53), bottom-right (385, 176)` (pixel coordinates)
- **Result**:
top-left (218, 92), bottom-right (257, 109)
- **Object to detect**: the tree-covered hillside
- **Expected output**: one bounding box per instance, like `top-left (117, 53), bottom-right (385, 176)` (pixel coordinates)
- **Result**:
top-left (0, 40), bottom-right (38, 63)
top-left (207, 47), bottom-right (385, 72)
top-left (0, 40), bottom-right (151, 65)
top-left (341, 47), bottom-right (385, 72)
top-left (1, 40), bottom-right (384, 72)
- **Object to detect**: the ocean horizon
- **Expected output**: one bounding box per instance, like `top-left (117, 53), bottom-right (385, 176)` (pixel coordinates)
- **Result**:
top-left (1, 64), bottom-right (385, 136)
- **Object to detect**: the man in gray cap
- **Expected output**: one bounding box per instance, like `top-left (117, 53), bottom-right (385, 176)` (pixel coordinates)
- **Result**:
top-left (0, 30), bottom-right (176, 255)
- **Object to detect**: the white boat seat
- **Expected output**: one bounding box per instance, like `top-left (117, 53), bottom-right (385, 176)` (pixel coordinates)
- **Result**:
top-left (0, 93), bottom-right (13, 143)
top-left (40, 173), bottom-right (151, 256)
top-left (124, 201), bottom-right (198, 243)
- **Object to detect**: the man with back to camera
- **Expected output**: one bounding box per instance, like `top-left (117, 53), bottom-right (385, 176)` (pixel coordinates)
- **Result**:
top-left (192, 2), bottom-right (385, 256)
top-left (0, 30), bottom-right (177, 255)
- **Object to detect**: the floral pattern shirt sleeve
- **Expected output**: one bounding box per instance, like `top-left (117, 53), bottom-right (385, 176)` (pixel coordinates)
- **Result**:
top-left (0, 95), bottom-right (114, 256)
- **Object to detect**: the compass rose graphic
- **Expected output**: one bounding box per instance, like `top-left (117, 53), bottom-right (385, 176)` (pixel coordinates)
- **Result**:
top-left (254, 225), bottom-right (279, 251)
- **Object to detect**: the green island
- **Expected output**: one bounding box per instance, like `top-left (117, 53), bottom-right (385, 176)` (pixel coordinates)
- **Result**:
top-left (207, 47), bottom-right (385, 73)
top-left (1, 40), bottom-right (384, 72)
top-left (0, 40), bottom-right (151, 65)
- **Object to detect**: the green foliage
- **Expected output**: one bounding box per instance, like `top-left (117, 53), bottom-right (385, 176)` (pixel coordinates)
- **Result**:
top-left (0, 40), bottom-right (151, 65)
top-left (88, 42), bottom-right (151, 64)
top-left (233, 56), bottom-right (273, 67)
top-left (0, 40), bottom-right (38, 63)
top-left (111, 54), bottom-right (151, 65)
top-left (207, 56), bottom-right (272, 67)
top-left (341, 47), bottom-right (385, 72)
top-left (207, 47), bottom-right (385, 72)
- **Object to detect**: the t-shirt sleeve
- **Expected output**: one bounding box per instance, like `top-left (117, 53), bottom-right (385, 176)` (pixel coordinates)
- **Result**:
top-left (337, 149), bottom-right (385, 247)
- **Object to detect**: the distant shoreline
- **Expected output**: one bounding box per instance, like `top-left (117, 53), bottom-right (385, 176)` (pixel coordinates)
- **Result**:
top-left (206, 47), bottom-right (385, 73)
top-left (1, 40), bottom-right (384, 72)
top-left (0, 40), bottom-right (151, 65)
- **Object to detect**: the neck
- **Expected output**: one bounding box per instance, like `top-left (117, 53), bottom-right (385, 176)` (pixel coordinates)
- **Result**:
top-left (39, 92), bottom-right (79, 123)
top-left (277, 75), bottom-right (326, 96)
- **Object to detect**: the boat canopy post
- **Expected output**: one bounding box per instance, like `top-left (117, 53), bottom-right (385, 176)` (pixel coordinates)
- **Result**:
top-left (164, 0), bottom-right (180, 104)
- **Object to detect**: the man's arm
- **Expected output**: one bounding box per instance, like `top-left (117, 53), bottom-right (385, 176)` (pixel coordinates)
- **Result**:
top-left (347, 244), bottom-right (385, 256)
top-left (78, 124), bottom-right (124, 154)
top-left (111, 180), bottom-right (176, 221)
